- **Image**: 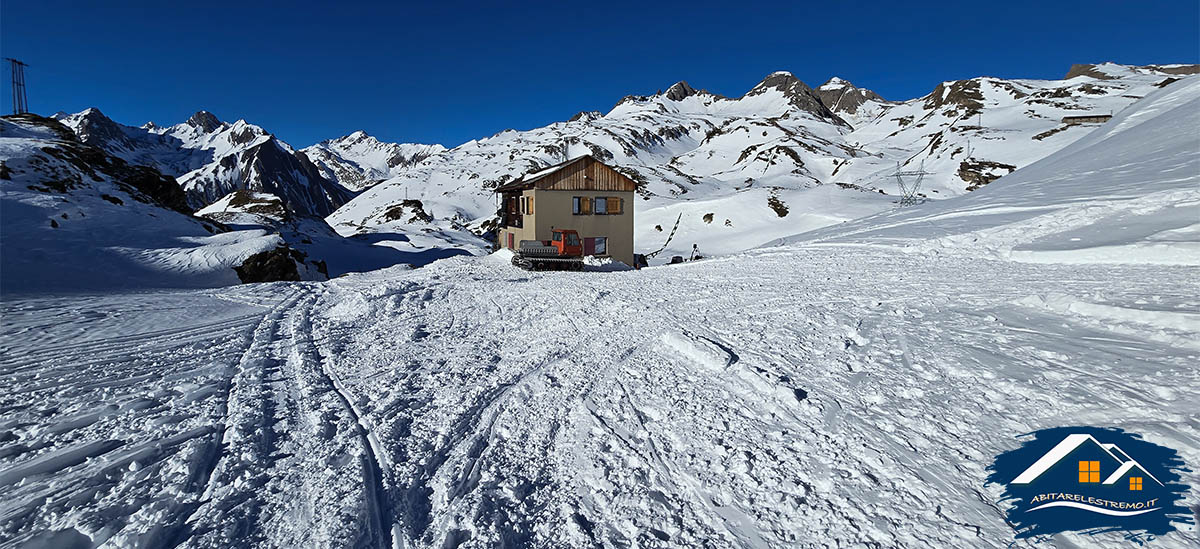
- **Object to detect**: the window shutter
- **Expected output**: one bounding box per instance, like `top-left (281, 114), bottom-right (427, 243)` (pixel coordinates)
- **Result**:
top-left (582, 197), bottom-right (592, 214)
top-left (528, 196), bottom-right (533, 215)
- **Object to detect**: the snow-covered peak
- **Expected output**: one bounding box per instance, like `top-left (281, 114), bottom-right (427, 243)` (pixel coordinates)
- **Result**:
top-left (814, 77), bottom-right (889, 117)
top-left (568, 110), bottom-right (603, 123)
top-left (819, 76), bottom-right (851, 90)
top-left (302, 132), bottom-right (446, 192)
top-left (741, 71), bottom-right (846, 124)
top-left (186, 110), bottom-right (223, 132)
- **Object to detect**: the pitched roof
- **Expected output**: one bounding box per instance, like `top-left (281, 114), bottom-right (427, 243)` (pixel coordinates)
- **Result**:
top-left (494, 155), bottom-right (593, 192)
top-left (1011, 434), bottom-right (1123, 484)
top-left (1102, 460), bottom-right (1164, 486)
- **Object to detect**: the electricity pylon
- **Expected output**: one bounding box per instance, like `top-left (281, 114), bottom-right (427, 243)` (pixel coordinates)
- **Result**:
top-left (891, 160), bottom-right (932, 206)
top-left (5, 58), bottom-right (29, 114)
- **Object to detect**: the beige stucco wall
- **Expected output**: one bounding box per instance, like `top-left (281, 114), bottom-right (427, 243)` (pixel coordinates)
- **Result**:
top-left (534, 189), bottom-right (635, 265)
top-left (498, 188), bottom-right (635, 265)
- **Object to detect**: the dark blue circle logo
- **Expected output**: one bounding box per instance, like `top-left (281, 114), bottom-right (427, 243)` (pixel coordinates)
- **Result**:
top-left (987, 426), bottom-right (1193, 543)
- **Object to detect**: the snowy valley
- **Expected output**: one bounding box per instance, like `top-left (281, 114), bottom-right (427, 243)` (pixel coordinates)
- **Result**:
top-left (1, 62), bottom-right (1199, 548)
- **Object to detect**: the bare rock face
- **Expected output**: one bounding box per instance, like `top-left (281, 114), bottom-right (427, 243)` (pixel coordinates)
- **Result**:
top-left (663, 81), bottom-right (699, 101)
top-left (924, 79), bottom-right (985, 117)
top-left (815, 77), bottom-right (888, 115)
top-left (186, 110), bottom-right (223, 133)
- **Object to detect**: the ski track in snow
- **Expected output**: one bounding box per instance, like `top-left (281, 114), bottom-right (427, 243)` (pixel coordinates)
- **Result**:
top-left (5, 246), bottom-right (1194, 548)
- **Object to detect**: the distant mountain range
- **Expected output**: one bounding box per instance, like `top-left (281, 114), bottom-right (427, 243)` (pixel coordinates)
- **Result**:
top-left (27, 61), bottom-right (1200, 264)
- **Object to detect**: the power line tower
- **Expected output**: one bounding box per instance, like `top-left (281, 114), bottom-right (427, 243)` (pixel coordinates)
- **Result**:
top-left (5, 58), bottom-right (29, 114)
top-left (891, 160), bottom-right (933, 206)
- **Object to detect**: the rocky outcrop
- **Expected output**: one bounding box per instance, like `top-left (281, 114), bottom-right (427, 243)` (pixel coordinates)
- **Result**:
top-left (958, 159), bottom-right (1016, 191)
top-left (815, 77), bottom-right (888, 115)
top-left (568, 111), bottom-right (603, 123)
top-left (924, 79), bottom-right (985, 117)
top-left (744, 72), bottom-right (848, 126)
top-left (186, 110), bottom-right (223, 132)
top-left (233, 246), bottom-right (302, 283)
top-left (663, 81), bottom-right (699, 101)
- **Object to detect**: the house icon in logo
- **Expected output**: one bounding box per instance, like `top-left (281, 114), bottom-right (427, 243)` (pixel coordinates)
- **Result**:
top-left (1012, 433), bottom-right (1164, 492)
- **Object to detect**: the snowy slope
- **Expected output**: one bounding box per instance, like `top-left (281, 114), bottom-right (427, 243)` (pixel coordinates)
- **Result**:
top-left (775, 74), bottom-right (1200, 265)
top-left (302, 131), bottom-right (445, 192)
top-left (3, 252), bottom-right (1194, 547)
top-left (0, 114), bottom-right (294, 294)
top-left (55, 109), bottom-right (353, 216)
top-left (329, 64), bottom-right (1193, 261)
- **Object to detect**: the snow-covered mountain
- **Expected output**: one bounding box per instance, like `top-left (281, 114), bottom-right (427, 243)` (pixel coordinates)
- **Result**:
top-left (0, 113), bottom-right (311, 292)
top-left (54, 109), bottom-right (353, 217)
top-left (328, 63), bottom-right (1193, 260)
top-left (0, 114), bottom-right (481, 293)
top-left (302, 131), bottom-right (445, 191)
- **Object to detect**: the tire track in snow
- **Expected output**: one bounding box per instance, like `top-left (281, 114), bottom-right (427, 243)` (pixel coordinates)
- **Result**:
top-left (301, 290), bottom-right (396, 549)
top-left (165, 285), bottom-right (308, 548)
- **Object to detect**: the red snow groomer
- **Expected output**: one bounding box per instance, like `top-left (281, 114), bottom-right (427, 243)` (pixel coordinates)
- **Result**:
top-left (511, 229), bottom-right (585, 271)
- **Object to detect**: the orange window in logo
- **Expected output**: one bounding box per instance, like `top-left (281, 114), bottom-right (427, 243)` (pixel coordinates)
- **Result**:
top-left (1130, 477), bottom-right (1143, 491)
top-left (1078, 461), bottom-right (1100, 483)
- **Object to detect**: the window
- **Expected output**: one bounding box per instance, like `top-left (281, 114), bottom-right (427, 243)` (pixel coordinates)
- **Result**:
top-left (1130, 477), bottom-right (1143, 491)
top-left (595, 197), bottom-right (607, 215)
top-left (594, 236), bottom-right (607, 255)
top-left (552, 232), bottom-right (561, 242)
top-left (607, 197), bottom-right (622, 214)
top-left (565, 232), bottom-right (580, 246)
top-left (572, 197), bottom-right (592, 215)
top-left (1078, 461), bottom-right (1100, 483)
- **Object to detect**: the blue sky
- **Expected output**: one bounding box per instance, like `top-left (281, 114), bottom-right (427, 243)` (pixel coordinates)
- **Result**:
top-left (3, 1), bottom-right (1197, 148)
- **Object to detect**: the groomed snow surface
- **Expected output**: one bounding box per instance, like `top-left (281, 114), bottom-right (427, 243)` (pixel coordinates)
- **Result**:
top-left (2, 79), bottom-right (1198, 547)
